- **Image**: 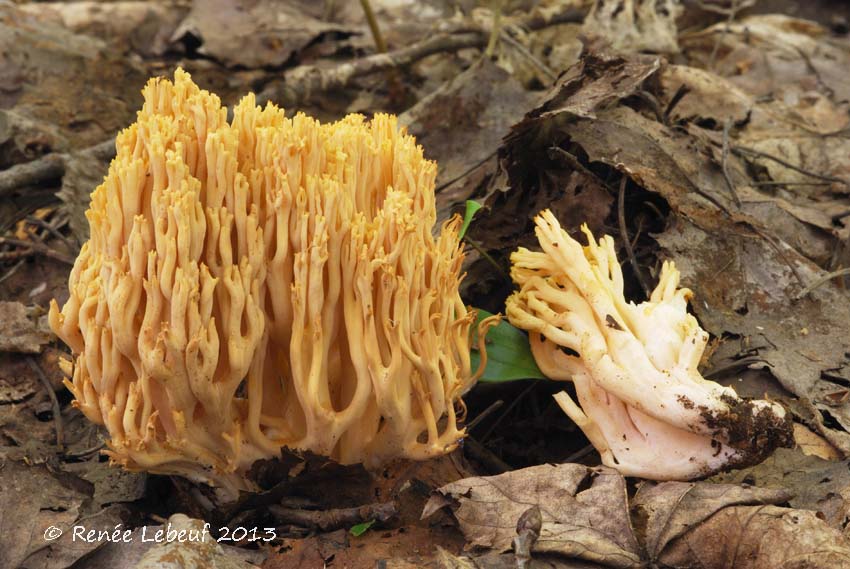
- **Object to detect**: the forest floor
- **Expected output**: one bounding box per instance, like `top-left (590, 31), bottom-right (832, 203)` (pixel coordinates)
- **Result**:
top-left (2, 0), bottom-right (850, 567)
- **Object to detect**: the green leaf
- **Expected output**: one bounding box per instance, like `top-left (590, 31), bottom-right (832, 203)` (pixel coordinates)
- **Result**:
top-left (471, 309), bottom-right (547, 382)
top-left (350, 519), bottom-right (375, 537)
top-left (459, 200), bottom-right (483, 239)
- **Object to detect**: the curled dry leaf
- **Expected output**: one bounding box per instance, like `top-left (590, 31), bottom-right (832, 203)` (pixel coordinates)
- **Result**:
top-left (634, 479), bottom-right (850, 568)
top-left (424, 463), bottom-right (642, 568)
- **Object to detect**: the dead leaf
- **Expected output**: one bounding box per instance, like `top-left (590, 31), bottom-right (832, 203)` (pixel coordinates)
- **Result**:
top-left (582, 0), bottom-right (682, 54)
top-left (0, 302), bottom-right (52, 354)
top-left (712, 447), bottom-right (850, 530)
top-left (657, 505), bottom-right (850, 568)
top-left (793, 422), bottom-right (842, 460)
top-left (20, 1), bottom-right (188, 58)
top-left (0, 459), bottom-right (123, 569)
top-left (402, 58), bottom-right (537, 223)
top-left (425, 463), bottom-right (641, 568)
top-left (632, 480), bottom-right (792, 560)
top-left (171, 0), bottom-right (355, 68)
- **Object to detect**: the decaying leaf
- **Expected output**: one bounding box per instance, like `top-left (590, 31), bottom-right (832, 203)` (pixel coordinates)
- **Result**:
top-left (424, 463), bottom-right (641, 568)
top-left (655, 504), bottom-right (850, 568)
top-left (403, 58), bottom-right (537, 223)
top-left (170, 0), bottom-right (355, 68)
top-left (0, 301), bottom-right (52, 353)
top-left (712, 447), bottom-right (850, 530)
top-left (582, 0), bottom-right (682, 54)
top-left (632, 480), bottom-right (792, 560)
top-left (20, 1), bottom-right (188, 57)
top-left (633, 478), bottom-right (850, 568)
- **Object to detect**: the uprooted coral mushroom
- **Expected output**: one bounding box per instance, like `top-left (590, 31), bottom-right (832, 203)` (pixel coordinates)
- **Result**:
top-left (49, 69), bottom-right (494, 495)
top-left (506, 210), bottom-right (793, 479)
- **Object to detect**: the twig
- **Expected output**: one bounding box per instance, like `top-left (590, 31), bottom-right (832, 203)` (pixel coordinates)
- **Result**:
top-left (480, 381), bottom-right (538, 444)
top-left (0, 259), bottom-right (25, 284)
top-left (257, 5), bottom-right (585, 105)
top-left (618, 176), bottom-right (651, 298)
top-left (751, 181), bottom-right (831, 187)
top-left (563, 443), bottom-right (595, 463)
top-left (703, 356), bottom-right (769, 379)
top-left (0, 154), bottom-right (64, 196)
top-left (794, 267), bottom-right (850, 300)
top-left (435, 149), bottom-right (497, 193)
top-left (464, 236), bottom-right (507, 278)
top-left (0, 139), bottom-right (115, 198)
top-left (708, 0), bottom-right (741, 70)
top-left (464, 437), bottom-right (512, 473)
top-left (63, 441), bottom-right (106, 460)
top-left (733, 145), bottom-right (849, 187)
top-left (500, 30), bottom-right (556, 82)
top-left (663, 84), bottom-right (691, 122)
top-left (0, 236), bottom-right (76, 265)
top-left (26, 214), bottom-right (78, 253)
top-left (485, 0), bottom-right (504, 58)
top-left (721, 119), bottom-right (742, 207)
top-left (359, 0), bottom-right (387, 53)
top-left (27, 357), bottom-right (64, 450)
top-left (467, 400), bottom-right (504, 431)
top-left (269, 501), bottom-right (396, 531)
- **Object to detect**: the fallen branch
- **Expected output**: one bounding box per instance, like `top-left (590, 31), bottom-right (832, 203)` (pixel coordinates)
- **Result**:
top-left (0, 236), bottom-right (76, 265)
top-left (257, 5), bottom-right (585, 105)
top-left (0, 139), bottom-right (115, 198)
top-left (269, 501), bottom-right (397, 531)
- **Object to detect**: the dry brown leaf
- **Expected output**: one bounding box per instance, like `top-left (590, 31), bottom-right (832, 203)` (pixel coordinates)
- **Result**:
top-left (171, 0), bottom-right (355, 68)
top-left (658, 505), bottom-right (850, 568)
top-left (712, 447), bottom-right (850, 531)
top-left (633, 480), bottom-right (792, 560)
top-left (793, 423), bottom-right (842, 460)
top-left (0, 302), bottom-right (52, 354)
top-left (424, 463), bottom-right (641, 568)
top-left (402, 58), bottom-right (537, 224)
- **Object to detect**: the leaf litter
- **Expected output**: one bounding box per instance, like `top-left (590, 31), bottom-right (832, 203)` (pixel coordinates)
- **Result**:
top-left (2, 0), bottom-right (850, 568)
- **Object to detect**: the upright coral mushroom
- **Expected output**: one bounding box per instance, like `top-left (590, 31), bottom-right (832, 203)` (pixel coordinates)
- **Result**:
top-left (506, 210), bottom-right (793, 479)
top-left (49, 70), bottom-right (491, 495)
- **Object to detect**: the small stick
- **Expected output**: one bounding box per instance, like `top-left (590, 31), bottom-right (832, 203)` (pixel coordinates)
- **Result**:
top-left (63, 441), bottom-right (106, 459)
top-left (794, 267), bottom-right (850, 300)
top-left (485, 0), bottom-right (504, 58)
top-left (618, 176), bottom-right (651, 298)
top-left (721, 119), bottom-right (742, 207)
top-left (466, 400), bottom-right (504, 431)
top-left (26, 215), bottom-right (78, 253)
top-left (359, 0), bottom-right (387, 53)
top-left (0, 139), bottom-right (115, 197)
top-left (0, 236), bottom-right (76, 265)
top-left (480, 381), bottom-right (538, 444)
top-left (257, 5), bottom-right (585, 105)
top-left (733, 146), bottom-right (849, 187)
top-left (563, 444), bottom-right (595, 464)
top-left (269, 501), bottom-right (397, 531)
top-left (751, 181), bottom-right (831, 187)
top-left (464, 437), bottom-right (512, 473)
top-left (27, 357), bottom-right (64, 450)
